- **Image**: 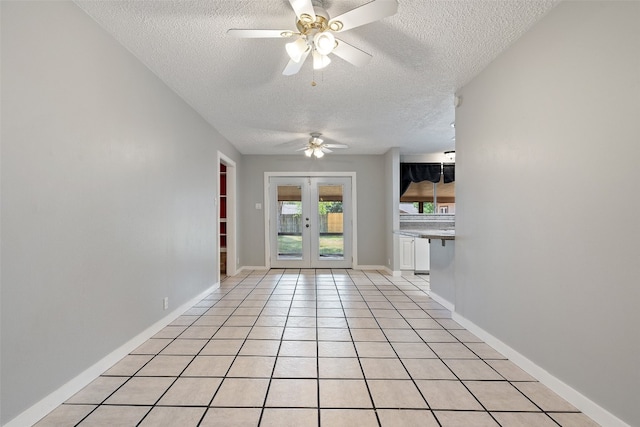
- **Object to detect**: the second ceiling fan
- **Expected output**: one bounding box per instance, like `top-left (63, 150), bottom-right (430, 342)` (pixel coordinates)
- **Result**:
top-left (227, 0), bottom-right (398, 76)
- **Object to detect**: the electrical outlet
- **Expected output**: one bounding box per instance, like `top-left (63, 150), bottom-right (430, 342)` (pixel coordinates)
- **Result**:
top-left (163, 297), bottom-right (169, 310)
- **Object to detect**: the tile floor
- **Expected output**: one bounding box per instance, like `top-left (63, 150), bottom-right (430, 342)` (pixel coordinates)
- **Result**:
top-left (36, 269), bottom-right (600, 426)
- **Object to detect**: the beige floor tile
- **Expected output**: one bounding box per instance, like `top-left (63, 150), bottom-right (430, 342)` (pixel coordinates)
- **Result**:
top-left (193, 315), bottom-right (228, 326)
top-left (361, 358), bottom-right (409, 379)
top-left (104, 377), bottom-right (174, 405)
top-left (102, 354), bottom-right (153, 376)
top-left (153, 325), bottom-right (187, 339)
top-left (266, 379), bottom-right (317, 407)
top-left (464, 381), bottom-right (539, 411)
top-left (283, 327), bottom-right (317, 341)
top-left (321, 409), bottom-right (378, 427)
top-left (350, 328), bottom-right (387, 342)
top-left (273, 357), bottom-right (318, 378)
top-left (355, 341), bottom-right (396, 358)
top-left (491, 412), bottom-right (558, 426)
top-left (429, 342), bottom-right (479, 359)
top-left (392, 342), bottom-right (437, 359)
top-left (178, 326), bottom-right (219, 339)
top-left (160, 339), bottom-right (207, 355)
top-left (224, 315), bottom-right (257, 327)
top-left (239, 339), bottom-right (281, 356)
top-left (376, 317), bottom-right (411, 328)
top-left (378, 409), bottom-right (439, 426)
top-left (181, 355), bottom-right (234, 377)
top-left (402, 358), bottom-right (457, 379)
top-left (199, 339), bottom-right (244, 356)
top-left (485, 359), bottom-right (535, 381)
top-left (383, 329), bottom-right (422, 342)
top-left (317, 317), bottom-right (348, 328)
top-left (406, 318), bottom-right (443, 329)
top-left (254, 316), bottom-right (287, 327)
top-left (416, 380), bottom-right (483, 410)
top-left (200, 408), bottom-right (262, 427)
top-left (34, 404), bottom-right (96, 426)
top-left (138, 406), bottom-right (205, 426)
top-left (318, 308), bottom-right (346, 317)
top-left (417, 329), bottom-right (459, 342)
top-left (261, 408), bottom-right (318, 427)
top-left (347, 317), bottom-right (379, 328)
top-left (247, 326), bottom-right (284, 340)
top-left (449, 329), bottom-right (483, 342)
top-left (443, 359), bottom-right (503, 380)
top-left (549, 412), bottom-right (601, 427)
top-left (318, 328), bottom-right (353, 341)
top-left (318, 341), bottom-right (357, 357)
top-left (66, 376), bottom-right (128, 404)
top-left (130, 338), bottom-right (172, 355)
top-left (210, 378), bottom-right (269, 407)
top-left (319, 357), bottom-right (363, 379)
top-left (213, 326), bottom-right (251, 339)
top-left (157, 377), bottom-right (222, 406)
top-left (513, 381), bottom-right (578, 411)
top-left (278, 340), bottom-right (317, 357)
top-left (367, 380), bottom-right (427, 408)
top-left (286, 316), bottom-right (317, 327)
top-left (227, 356), bottom-right (276, 377)
top-left (435, 319), bottom-right (464, 330)
top-left (319, 379), bottom-right (373, 408)
top-left (465, 342), bottom-right (506, 359)
top-left (77, 405), bottom-right (150, 426)
top-left (434, 410), bottom-right (499, 427)
top-left (136, 355), bottom-right (193, 376)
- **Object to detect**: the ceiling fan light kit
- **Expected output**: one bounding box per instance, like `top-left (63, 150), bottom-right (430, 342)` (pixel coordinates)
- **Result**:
top-left (227, 0), bottom-right (398, 76)
top-left (295, 133), bottom-right (348, 159)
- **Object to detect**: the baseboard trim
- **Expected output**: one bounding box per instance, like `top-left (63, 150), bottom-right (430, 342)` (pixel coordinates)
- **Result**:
top-left (451, 312), bottom-right (631, 427)
top-left (236, 266), bottom-right (269, 273)
top-left (6, 283), bottom-right (220, 427)
top-left (428, 291), bottom-right (455, 312)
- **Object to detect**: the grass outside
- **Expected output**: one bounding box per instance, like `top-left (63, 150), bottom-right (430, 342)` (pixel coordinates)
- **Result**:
top-left (278, 234), bottom-right (344, 255)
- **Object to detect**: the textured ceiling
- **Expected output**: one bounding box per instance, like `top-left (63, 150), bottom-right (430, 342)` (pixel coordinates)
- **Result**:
top-left (75, 0), bottom-right (558, 155)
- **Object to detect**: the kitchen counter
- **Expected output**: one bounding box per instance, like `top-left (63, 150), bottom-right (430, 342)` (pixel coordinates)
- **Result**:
top-left (395, 229), bottom-right (455, 241)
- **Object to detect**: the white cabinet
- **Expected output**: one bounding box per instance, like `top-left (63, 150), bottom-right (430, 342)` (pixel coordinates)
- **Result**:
top-left (415, 238), bottom-right (430, 272)
top-left (399, 237), bottom-right (415, 270)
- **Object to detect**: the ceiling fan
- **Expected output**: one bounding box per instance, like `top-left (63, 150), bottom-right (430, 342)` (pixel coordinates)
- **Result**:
top-left (296, 133), bottom-right (348, 158)
top-left (227, 0), bottom-right (398, 76)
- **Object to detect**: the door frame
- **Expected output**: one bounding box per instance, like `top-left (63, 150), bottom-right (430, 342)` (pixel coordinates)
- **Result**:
top-left (218, 152), bottom-right (237, 282)
top-left (264, 172), bottom-right (358, 269)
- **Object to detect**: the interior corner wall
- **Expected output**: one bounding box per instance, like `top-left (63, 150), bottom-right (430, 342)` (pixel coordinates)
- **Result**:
top-left (455, 1), bottom-right (640, 425)
top-left (0, 1), bottom-right (240, 424)
top-left (239, 155), bottom-right (386, 268)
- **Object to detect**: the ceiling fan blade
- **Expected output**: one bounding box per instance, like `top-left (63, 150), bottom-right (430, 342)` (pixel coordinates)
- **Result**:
top-left (332, 39), bottom-right (372, 67)
top-left (329, 0), bottom-right (398, 32)
top-left (324, 144), bottom-right (349, 149)
top-left (288, 0), bottom-right (316, 22)
top-left (227, 29), bottom-right (294, 38)
top-left (321, 147), bottom-right (333, 153)
top-left (295, 146), bottom-right (309, 151)
top-left (282, 49), bottom-right (310, 75)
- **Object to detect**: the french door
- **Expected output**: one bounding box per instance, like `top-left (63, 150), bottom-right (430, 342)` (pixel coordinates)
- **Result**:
top-left (269, 176), bottom-right (352, 268)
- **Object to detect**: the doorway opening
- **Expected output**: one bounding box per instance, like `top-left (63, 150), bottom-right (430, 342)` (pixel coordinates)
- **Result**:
top-left (218, 153), bottom-right (236, 281)
top-left (266, 174), bottom-right (355, 269)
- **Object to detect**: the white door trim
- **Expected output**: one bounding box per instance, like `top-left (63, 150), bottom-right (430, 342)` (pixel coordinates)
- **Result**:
top-left (264, 172), bottom-right (358, 269)
top-left (218, 152), bottom-right (236, 280)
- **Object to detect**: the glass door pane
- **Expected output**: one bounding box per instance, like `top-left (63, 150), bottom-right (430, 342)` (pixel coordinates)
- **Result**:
top-left (317, 184), bottom-right (344, 260)
top-left (276, 184), bottom-right (303, 260)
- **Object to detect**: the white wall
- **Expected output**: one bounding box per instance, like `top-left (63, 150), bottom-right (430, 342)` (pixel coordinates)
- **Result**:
top-left (455, 1), bottom-right (639, 425)
top-left (0, 2), bottom-right (240, 424)
top-left (384, 148), bottom-right (400, 271)
top-left (239, 155), bottom-right (387, 268)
